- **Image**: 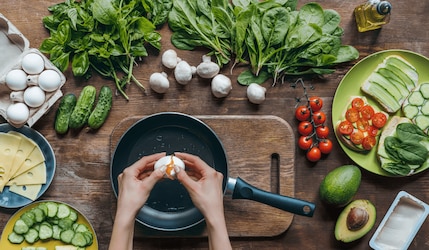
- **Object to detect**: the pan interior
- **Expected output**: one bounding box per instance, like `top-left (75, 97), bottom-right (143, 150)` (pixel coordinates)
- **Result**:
top-left (110, 113), bottom-right (228, 231)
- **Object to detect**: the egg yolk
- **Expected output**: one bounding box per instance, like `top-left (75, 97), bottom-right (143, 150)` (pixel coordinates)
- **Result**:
top-left (165, 156), bottom-right (175, 178)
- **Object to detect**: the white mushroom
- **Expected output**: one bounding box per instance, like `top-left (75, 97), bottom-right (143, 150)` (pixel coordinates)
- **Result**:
top-left (174, 61), bottom-right (196, 85)
top-left (149, 72), bottom-right (170, 94)
top-left (211, 74), bottom-right (232, 98)
top-left (196, 55), bottom-right (220, 79)
top-left (162, 49), bottom-right (181, 69)
top-left (247, 83), bottom-right (266, 104)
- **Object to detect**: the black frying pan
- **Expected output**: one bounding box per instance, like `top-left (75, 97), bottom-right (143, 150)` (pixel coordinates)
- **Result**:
top-left (110, 112), bottom-right (315, 231)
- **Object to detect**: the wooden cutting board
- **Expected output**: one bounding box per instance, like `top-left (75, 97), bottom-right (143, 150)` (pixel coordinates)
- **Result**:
top-left (110, 115), bottom-right (296, 237)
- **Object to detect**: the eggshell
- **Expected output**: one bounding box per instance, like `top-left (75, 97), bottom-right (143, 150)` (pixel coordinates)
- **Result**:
top-left (154, 155), bottom-right (185, 179)
top-left (38, 69), bottom-right (62, 92)
top-left (6, 103), bottom-right (29, 124)
top-left (24, 86), bottom-right (46, 108)
top-left (21, 53), bottom-right (45, 74)
top-left (5, 69), bottom-right (27, 90)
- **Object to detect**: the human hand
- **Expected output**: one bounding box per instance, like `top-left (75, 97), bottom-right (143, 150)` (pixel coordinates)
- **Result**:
top-left (116, 152), bottom-right (165, 216)
top-left (174, 152), bottom-right (225, 221)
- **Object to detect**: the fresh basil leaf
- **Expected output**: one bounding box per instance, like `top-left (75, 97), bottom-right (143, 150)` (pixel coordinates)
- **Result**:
top-left (92, 0), bottom-right (117, 25)
top-left (72, 51), bottom-right (90, 76)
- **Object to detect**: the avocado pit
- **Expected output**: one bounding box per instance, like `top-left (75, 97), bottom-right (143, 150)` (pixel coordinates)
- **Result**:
top-left (347, 207), bottom-right (369, 231)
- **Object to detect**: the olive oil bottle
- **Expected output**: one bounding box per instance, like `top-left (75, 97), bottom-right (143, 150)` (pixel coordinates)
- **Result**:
top-left (354, 0), bottom-right (392, 32)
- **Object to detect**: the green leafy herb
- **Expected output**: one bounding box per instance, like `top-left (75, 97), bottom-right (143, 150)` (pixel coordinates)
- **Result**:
top-left (40, 0), bottom-right (172, 100)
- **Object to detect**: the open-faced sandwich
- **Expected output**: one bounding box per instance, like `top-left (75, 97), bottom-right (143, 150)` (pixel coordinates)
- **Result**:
top-left (377, 116), bottom-right (429, 176)
top-left (336, 96), bottom-right (389, 153)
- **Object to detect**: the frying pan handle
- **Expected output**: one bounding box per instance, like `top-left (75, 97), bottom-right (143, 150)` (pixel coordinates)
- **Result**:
top-left (231, 177), bottom-right (315, 217)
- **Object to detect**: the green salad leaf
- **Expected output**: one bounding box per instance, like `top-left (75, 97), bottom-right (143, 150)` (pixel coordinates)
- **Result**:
top-left (40, 0), bottom-right (172, 100)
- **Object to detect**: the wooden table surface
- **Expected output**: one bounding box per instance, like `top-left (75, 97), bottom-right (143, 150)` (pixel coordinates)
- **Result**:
top-left (1, 0), bottom-right (429, 249)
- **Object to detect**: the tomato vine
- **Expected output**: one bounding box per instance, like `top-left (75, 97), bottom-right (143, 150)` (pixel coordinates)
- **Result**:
top-left (292, 79), bottom-right (332, 162)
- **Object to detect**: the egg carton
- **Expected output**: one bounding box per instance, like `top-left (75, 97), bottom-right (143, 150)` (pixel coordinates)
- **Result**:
top-left (0, 13), bottom-right (65, 128)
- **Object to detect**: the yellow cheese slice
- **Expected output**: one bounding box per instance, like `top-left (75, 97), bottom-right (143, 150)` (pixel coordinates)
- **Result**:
top-left (13, 144), bottom-right (45, 178)
top-left (9, 183), bottom-right (42, 201)
top-left (6, 162), bottom-right (46, 186)
top-left (0, 133), bottom-right (22, 192)
top-left (6, 131), bottom-right (37, 182)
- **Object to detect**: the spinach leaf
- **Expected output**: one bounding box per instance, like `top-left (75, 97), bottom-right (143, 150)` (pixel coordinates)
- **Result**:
top-left (385, 136), bottom-right (428, 165)
top-left (382, 162), bottom-right (412, 176)
top-left (396, 123), bottom-right (428, 142)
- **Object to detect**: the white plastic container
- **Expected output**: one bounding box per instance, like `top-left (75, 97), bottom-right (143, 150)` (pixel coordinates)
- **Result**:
top-left (369, 191), bottom-right (429, 250)
top-left (0, 13), bottom-right (65, 127)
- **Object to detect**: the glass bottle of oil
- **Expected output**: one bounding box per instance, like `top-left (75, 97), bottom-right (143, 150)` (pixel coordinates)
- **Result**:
top-left (354, 0), bottom-right (392, 32)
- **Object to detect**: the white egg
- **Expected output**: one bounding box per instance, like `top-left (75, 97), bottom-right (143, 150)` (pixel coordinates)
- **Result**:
top-left (6, 103), bottom-right (30, 124)
top-left (21, 53), bottom-right (45, 74)
top-left (24, 86), bottom-right (46, 108)
top-left (38, 70), bottom-right (62, 92)
top-left (154, 155), bottom-right (185, 179)
top-left (5, 69), bottom-right (27, 90)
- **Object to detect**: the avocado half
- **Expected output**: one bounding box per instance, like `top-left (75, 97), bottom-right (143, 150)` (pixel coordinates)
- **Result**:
top-left (335, 199), bottom-right (376, 243)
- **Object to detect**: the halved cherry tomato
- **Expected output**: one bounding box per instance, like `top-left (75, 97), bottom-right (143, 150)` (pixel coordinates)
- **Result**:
top-left (366, 125), bottom-right (379, 137)
top-left (309, 96), bottom-right (323, 112)
top-left (351, 97), bottom-right (365, 110)
top-left (350, 130), bottom-right (364, 145)
top-left (338, 120), bottom-right (354, 135)
top-left (295, 105), bottom-right (311, 121)
top-left (372, 112), bottom-right (387, 128)
top-left (360, 105), bottom-right (375, 120)
top-left (356, 118), bottom-right (369, 131)
top-left (298, 121), bottom-right (313, 136)
top-left (362, 136), bottom-right (377, 150)
top-left (306, 147), bottom-right (321, 162)
top-left (298, 136), bottom-right (313, 150)
top-left (313, 111), bottom-right (326, 125)
top-left (319, 139), bottom-right (333, 154)
top-left (316, 125), bottom-right (329, 139)
top-left (345, 108), bottom-right (360, 123)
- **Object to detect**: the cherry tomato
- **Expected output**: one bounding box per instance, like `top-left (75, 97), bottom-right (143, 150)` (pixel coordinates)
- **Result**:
top-left (350, 130), bottom-right (364, 145)
top-left (362, 136), bottom-right (377, 150)
top-left (338, 120), bottom-right (354, 135)
top-left (360, 105), bottom-right (375, 120)
top-left (372, 112), bottom-right (387, 128)
top-left (298, 136), bottom-right (313, 150)
top-left (351, 97), bottom-right (365, 110)
top-left (345, 108), bottom-right (359, 123)
top-left (313, 111), bottom-right (326, 125)
top-left (366, 125), bottom-right (379, 137)
top-left (298, 121), bottom-right (313, 136)
top-left (309, 96), bottom-right (323, 112)
top-left (316, 125), bottom-right (329, 139)
top-left (356, 118), bottom-right (369, 132)
top-left (295, 105), bottom-right (311, 121)
top-left (306, 147), bottom-right (321, 162)
top-left (319, 139), bottom-right (333, 154)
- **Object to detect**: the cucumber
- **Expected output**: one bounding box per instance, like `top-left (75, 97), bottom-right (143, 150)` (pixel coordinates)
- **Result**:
top-left (7, 231), bottom-right (24, 244)
top-left (54, 93), bottom-right (77, 134)
top-left (361, 80), bottom-right (401, 113)
top-left (88, 85), bottom-right (113, 129)
top-left (69, 85), bottom-right (97, 129)
top-left (8, 202), bottom-right (94, 248)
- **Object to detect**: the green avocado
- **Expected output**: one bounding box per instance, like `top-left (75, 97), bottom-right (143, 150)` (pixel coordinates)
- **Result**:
top-left (335, 199), bottom-right (376, 243)
top-left (319, 165), bottom-right (361, 207)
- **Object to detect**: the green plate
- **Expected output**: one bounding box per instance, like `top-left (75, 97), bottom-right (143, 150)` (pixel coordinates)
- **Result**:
top-left (332, 49), bottom-right (429, 176)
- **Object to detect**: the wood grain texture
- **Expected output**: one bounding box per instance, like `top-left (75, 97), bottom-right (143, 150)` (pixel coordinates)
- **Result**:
top-left (109, 115), bottom-right (295, 237)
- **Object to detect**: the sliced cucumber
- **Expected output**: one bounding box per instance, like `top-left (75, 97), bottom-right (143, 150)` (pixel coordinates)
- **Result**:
top-left (420, 82), bottom-right (429, 98)
top-left (384, 55), bottom-right (419, 85)
top-left (368, 72), bottom-right (404, 101)
top-left (24, 228), bottom-right (39, 244)
top-left (57, 204), bottom-right (71, 219)
top-left (383, 63), bottom-right (416, 91)
top-left (415, 115), bottom-right (429, 131)
top-left (39, 222), bottom-right (53, 240)
top-left (407, 91), bottom-right (425, 106)
top-left (361, 80), bottom-right (401, 113)
top-left (403, 104), bottom-right (419, 119)
top-left (7, 231), bottom-right (24, 244)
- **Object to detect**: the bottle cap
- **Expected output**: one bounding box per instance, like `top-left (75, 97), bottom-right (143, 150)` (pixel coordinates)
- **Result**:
top-left (377, 1), bottom-right (392, 15)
